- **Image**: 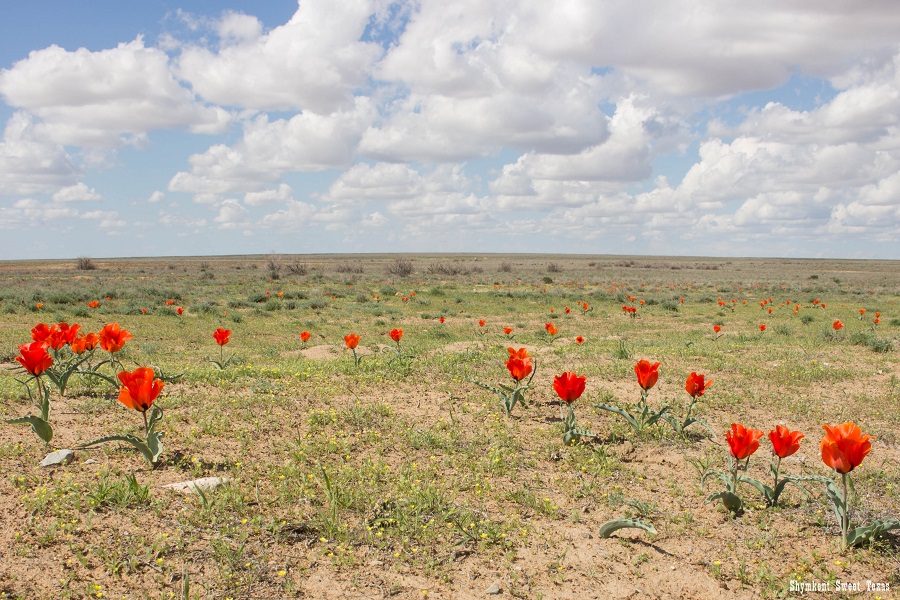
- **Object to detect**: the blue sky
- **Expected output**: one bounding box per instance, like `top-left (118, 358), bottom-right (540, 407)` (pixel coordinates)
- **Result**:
top-left (2, 1), bottom-right (899, 260)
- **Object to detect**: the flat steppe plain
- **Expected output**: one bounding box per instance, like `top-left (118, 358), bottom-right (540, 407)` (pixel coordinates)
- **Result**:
top-left (0, 254), bottom-right (897, 599)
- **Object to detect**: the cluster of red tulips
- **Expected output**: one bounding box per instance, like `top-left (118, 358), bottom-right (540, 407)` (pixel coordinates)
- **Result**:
top-left (9, 321), bottom-right (165, 456)
top-left (715, 421), bottom-right (895, 549)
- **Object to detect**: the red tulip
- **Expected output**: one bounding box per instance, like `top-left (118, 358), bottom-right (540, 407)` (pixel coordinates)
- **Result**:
top-left (503, 327), bottom-right (513, 335)
top-left (507, 347), bottom-right (530, 360)
top-left (685, 372), bottom-right (712, 397)
top-left (99, 323), bottom-right (132, 353)
top-left (759, 323), bottom-right (767, 331)
top-left (545, 322), bottom-right (558, 335)
top-left (389, 328), bottom-right (403, 343)
top-left (575, 336), bottom-right (584, 345)
top-left (344, 334), bottom-right (360, 349)
top-left (117, 367), bottom-right (164, 413)
top-left (713, 325), bottom-right (722, 334)
top-left (166, 299), bottom-right (174, 306)
top-left (833, 320), bottom-right (843, 330)
top-left (553, 372), bottom-right (586, 404)
top-left (478, 319), bottom-right (486, 327)
top-left (300, 331), bottom-right (311, 343)
top-left (769, 425), bottom-right (804, 459)
top-left (634, 360), bottom-right (660, 391)
top-left (31, 323), bottom-right (54, 344)
top-left (213, 328), bottom-right (231, 346)
top-left (726, 423), bottom-right (765, 460)
top-left (16, 341), bottom-right (53, 376)
top-left (87, 300), bottom-right (100, 308)
top-left (821, 422), bottom-right (873, 474)
top-left (506, 357), bottom-right (533, 383)
top-left (83, 332), bottom-right (99, 351)
top-left (439, 317), bottom-right (445, 324)
top-left (177, 307), bottom-right (184, 315)
top-left (70, 335), bottom-right (88, 354)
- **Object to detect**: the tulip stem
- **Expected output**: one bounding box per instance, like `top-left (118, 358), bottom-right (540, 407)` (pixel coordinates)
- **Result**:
top-left (142, 410), bottom-right (150, 436)
top-left (773, 456), bottom-right (782, 491)
top-left (841, 472), bottom-right (850, 551)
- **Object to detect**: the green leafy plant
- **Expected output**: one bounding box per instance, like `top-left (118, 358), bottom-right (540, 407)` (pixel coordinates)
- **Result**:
top-left (596, 359), bottom-right (669, 434)
top-left (78, 367), bottom-right (166, 466)
top-left (820, 422), bottom-right (900, 550)
top-left (7, 341), bottom-right (55, 443)
top-left (471, 347), bottom-right (536, 416)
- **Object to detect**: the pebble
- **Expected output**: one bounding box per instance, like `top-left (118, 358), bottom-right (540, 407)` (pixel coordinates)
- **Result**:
top-left (40, 449), bottom-right (74, 467)
top-left (161, 476), bottom-right (230, 494)
top-left (486, 581), bottom-right (502, 595)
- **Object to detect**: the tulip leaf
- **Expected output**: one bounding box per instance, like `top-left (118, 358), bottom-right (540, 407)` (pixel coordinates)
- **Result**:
top-left (737, 474), bottom-right (770, 499)
top-left (706, 491), bottom-right (743, 513)
top-left (681, 416), bottom-right (715, 437)
top-left (595, 402), bottom-right (640, 431)
top-left (824, 479), bottom-right (846, 523)
top-left (700, 468), bottom-right (731, 491)
top-left (147, 406), bottom-right (164, 432)
top-left (78, 433), bottom-right (163, 466)
top-left (6, 415), bottom-right (53, 444)
top-left (598, 518), bottom-right (656, 538)
top-left (845, 520), bottom-right (900, 548)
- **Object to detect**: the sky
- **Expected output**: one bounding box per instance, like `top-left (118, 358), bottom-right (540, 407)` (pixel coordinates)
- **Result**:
top-left (1, 1), bottom-right (900, 260)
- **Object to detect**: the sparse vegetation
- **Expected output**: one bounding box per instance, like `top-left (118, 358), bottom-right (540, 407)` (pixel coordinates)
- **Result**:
top-left (0, 253), bottom-right (897, 599)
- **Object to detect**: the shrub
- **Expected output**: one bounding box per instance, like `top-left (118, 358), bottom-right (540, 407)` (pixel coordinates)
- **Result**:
top-left (286, 262), bottom-right (309, 276)
top-left (388, 258), bottom-right (414, 278)
top-left (76, 257), bottom-right (97, 271)
top-left (498, 262), bottom-right (513, 273)
top-left (547, 262), bottom-right (562, 273)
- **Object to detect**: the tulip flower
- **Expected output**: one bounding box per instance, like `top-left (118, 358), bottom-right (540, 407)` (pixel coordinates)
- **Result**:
top-left (88, 300), bottom-right (100, 308)
top-left (575, 336), bottom-right (584, 345)
top-left (177, 307), bottom-right (184, 315)
top-left (726, 423), bottom-right (764, 460)
top-left (819, 422), bottom-right (889, 549)
top-left (8, 341), bottom-right (56, 443)
top-left (685, 372), bottom-right (712, 398)
top-left (759, 323), bottom-right (767, 332)
top-left (634, 360), bottom-right (660, 391)
top-left (300, 331), bottom-right (311, 344)
top-left (31, 323), bottom-right (54, 344)
top-left (117, 367), bottom-right (164, 417)
top-left (769, 426), bottom-right (804, 459)
top-left (345, 333), bottom-right (361, 366)
top-left (388, 328), bottom-right (403, 353)
top-left (506, 357), bottom-right (533, 382)
top-left (833, 320), bottom-right (843, 330)
top-left (79, 367), bottom-right (167, 465)
top-left (713, 324), bottom-right (722, 334)
top-left (99, 323), bottom-right (132, 354)
top-left (503, 326), bottom-right (513, 336)
top-left (16, 341), bottom-right (53, 377)
top-left (545, 322), bottom-right (558, 339)
top-left (554, 371), bottom-right (589, 445)
top-left (553, 372), bottom-right (585, 404)
top-left (210, 328), bottom-right (234, 370)
top-left (821, 422), bottom-right (872, 475)
top-left (473, 347), bottom-right (536, 416)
